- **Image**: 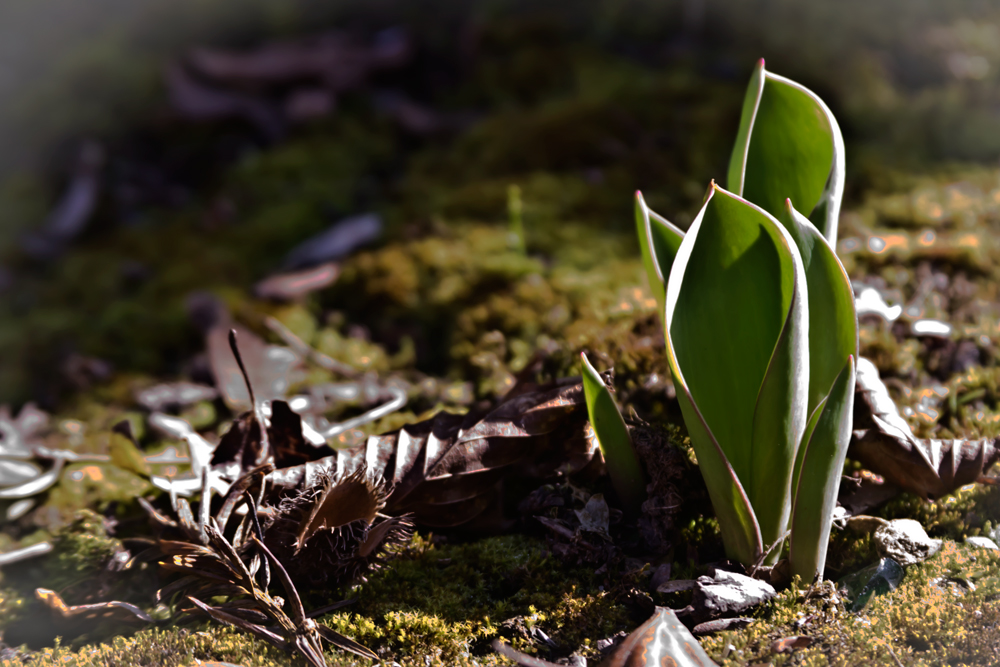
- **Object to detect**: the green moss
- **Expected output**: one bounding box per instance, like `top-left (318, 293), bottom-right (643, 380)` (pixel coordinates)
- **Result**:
top-left (38, 511), bottom-right (122, 592)
top-left (874, 484), bottom-right (1000, 542)
top-left (321, 218), bottom-right (668, 403)
top-left (0, 510), bottom-right (156, 646)
top-left (9, 8), bottom-right (1000, 666)
top-left (0, 627), bottom-right (305, 667)
top-left (334, 532), bottom-right (632, 659)
top-left (0, 533), bottom-right (633, 666)
top-left (0, 117), bottom-right (393, 405)
top-left (696, 541), bottom-right (1000, 666)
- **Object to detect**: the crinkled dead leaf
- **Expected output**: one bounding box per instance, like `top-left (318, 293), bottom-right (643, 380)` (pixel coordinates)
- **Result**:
top-left (267, 376), bottom-right (596, 527)
top-left (850, 357), bottom-right (1000, 500)
top-left (209, 397), bottom-right (334, 482)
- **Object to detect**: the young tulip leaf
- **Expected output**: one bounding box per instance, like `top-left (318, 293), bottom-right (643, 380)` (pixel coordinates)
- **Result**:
top-left (667, 185), bottom-right (798, 483)
top-left (665, 183), bottom-right (809, 563)
top-left (728, 59), bottom-right (845, 244)
top-left (580, 352), bottom-right (647, 516)
top-left (635, 191), bottom-right (685, 318)
top-left (777, 201), bottom-right (858, 529)
top-left (748, 265), bottom-right (808, 554)
top-left (671, 386), bottom-right (762, 565)
top-left (777, 201), bottom-right (858, 418)
top-left (788, 355), bottom-right (856, 581)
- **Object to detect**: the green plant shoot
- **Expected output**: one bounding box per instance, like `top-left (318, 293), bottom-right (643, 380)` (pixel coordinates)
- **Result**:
top-left (634, 191), bottom-right (684, 322)
top-left (507, 183), bottom-right (526, 253)
top-left (580, 352), bottom-right (646, 516)
top-left (636, 62), bottom-right (857, 580)
top-left (728, 59), bottom-right (845, 245)
top-left (665, 183), bottom-right (809, 565)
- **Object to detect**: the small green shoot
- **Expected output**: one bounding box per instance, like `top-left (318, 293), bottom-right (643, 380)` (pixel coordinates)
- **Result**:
top-left (634, 62), bottom-right (857, 580)
top-left (507, 184), bottom-right (525, 254)
top-left (580, 352), bottom-right (646, 516)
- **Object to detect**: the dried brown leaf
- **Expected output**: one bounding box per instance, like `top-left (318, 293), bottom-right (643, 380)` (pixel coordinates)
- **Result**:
top-left (850, 357), bottom-right (1000, 500)
top-left (267, 377), bottom-right (595, 527)
top-left (36, 588), bottom-right (153, 623)
top-left (186, 30), bottom-right (411, 90)
top-left (770, 635), bottom-right (814, 653)
top-left (254, 262), bottom-right (340, 301)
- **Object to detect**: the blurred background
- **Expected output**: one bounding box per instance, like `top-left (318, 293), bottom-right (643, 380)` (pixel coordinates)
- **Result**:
top-left (1, 0), bottom-right (999, 407)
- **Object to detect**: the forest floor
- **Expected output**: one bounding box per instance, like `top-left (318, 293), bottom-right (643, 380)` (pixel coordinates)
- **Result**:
top-left (4, 4), bottom-right (1000, 665)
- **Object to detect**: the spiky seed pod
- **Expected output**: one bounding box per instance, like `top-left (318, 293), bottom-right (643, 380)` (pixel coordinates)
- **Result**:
top-left (263, 466), bottom-right (413, 592)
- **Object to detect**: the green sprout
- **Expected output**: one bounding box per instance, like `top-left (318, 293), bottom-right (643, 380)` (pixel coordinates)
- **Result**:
top-left (634, 60), bottom-right (858, 581)
top-left (507, 183), bottom-right (526, 254)
top-left (580, 352), bottom-right (647, 516)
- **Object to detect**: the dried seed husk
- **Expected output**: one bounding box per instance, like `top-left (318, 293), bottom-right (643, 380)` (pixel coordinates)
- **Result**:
top-left (263, 466), bottom-right (413, 591)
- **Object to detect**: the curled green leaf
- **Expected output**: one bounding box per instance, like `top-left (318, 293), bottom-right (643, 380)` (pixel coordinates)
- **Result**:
top-left (634, 191), bottom-right (685, 319)
top-left (789, 356), bottom-right (856, 581)
top-left (665, 183), bottom-right (809, 563)
top-left (728, 59), bottom-right (845, 245)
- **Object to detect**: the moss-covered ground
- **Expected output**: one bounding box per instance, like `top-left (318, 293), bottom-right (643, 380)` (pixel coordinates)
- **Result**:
top-left (5, 3), bottom-right (1000, 666)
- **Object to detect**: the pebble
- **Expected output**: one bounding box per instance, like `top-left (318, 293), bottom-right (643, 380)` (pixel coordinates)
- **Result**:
top-left (874, 519), bottom-right (942, 566)
top-left (692, 569), bottom-right (776, 622)
top-left (964, 536), bottom-right (999, 550)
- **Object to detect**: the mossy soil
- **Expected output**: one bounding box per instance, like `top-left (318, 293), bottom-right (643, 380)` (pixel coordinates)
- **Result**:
top-left (5, 6), bottom-right (1000, 666)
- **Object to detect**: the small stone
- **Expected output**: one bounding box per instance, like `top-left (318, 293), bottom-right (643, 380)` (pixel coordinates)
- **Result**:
top-left (649, 563), bottom-right (672, 592)
top-left (874, 519), bottom-right (942, 566)
top-left (846, 515), bottom-right (890, 533)
top-left (691, 569), bottom-right (776, 623)
top-left (965, 536), bottom-right (999, 551)
top-left (692, 617), bottom-right (753, 635)
top-left (657, 579), bottom-right (697, 594)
